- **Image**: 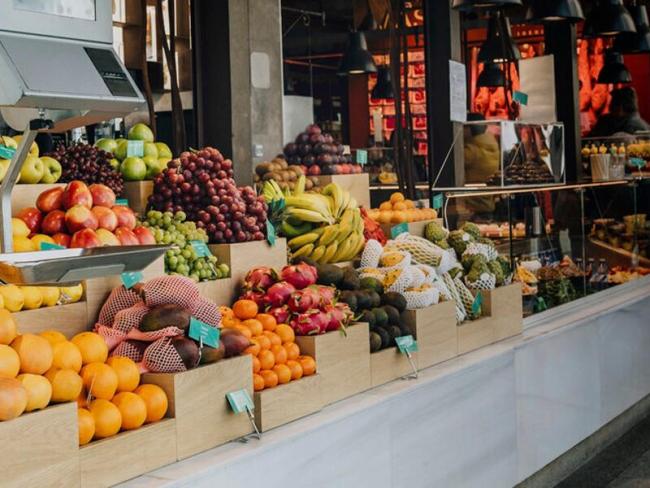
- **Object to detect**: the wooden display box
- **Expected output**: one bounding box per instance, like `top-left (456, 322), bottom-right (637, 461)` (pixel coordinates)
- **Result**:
top-left (254, 374), bottom-right (323, 432)
top-left (122, 180), bottom-right (153, 217)
top-left (195, 277), bottom-right (235, 307)
top-left (380, 218), bottom-right (443, 239)
top-left (0, 403), bottom-right (80, 487)
top-left (209, 238), bottom-right (287, 290)
top-left (370, 346), bottom-right (417, 388)
top-left (11, 183), bottom-right (63, 214)
top-left (295, 323), bottom-right (371, 406)
top-left (13, 301), bottom-right (89, 338)
top-left (80, 419), bottom-right (177, 488)
top-left (319, 174), bottom-right (370, 209)
top-left (401, 300), bottom-right (458, 370)
top-left (143, 355), bottom-right (253, 460)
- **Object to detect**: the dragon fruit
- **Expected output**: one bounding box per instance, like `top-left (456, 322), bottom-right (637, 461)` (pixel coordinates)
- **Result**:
top-left (280, 263), bottom-right (318, 290)
top-left (290, 309), bottom-right (330, 336)
top-left (287, 287), bottom-right (321, 314)
top-left (239, 289), bottom-right (266, 307)
top-left (242, 267), bottom-right (278, 292)
top-left (323, 302), bottom-right (354, 332)
top-left (310, 285), bottom-right (337, 306)
top-left (264, 281), bottom-right (296, 308)
top-left (268, 305), bottom-right (291, 325)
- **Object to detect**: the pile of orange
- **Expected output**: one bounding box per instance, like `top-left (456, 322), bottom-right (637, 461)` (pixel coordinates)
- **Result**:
top-left (221, 300), bottom-right (316, 392)
top-left (367, 192), bottom-right (437, 224)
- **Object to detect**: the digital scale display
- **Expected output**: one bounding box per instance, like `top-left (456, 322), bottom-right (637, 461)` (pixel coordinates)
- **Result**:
top-left (13, 0), bottom-right (96, 21)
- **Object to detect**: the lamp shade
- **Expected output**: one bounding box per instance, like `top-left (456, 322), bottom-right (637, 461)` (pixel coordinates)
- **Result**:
top-left (597, 51), bottom-right (632, 84)
top-left (526, 0), bottom-right (584, 22)
top-left (452, 0), bottom-right (522, 11)
top-left (614, 4), bottom-right (650, 53)
top-left (478, 12), bottom-right (521, 64)
top-left (338, 32), bottom-right (377, 76)
top-left (371, 66), bottom-right (394, 100)
top-left (477, 63), bottom-right (507, 87)
top-left (584, 0), bottom-right (636, 37)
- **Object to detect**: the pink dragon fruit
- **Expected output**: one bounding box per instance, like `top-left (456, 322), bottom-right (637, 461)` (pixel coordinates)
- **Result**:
top-left (264, 281), bottom-right (296, 308)
top-left (310, 285), bottom-right (337, 306)
top-left (287, 287), bottom-right (321, 314)
top-left (268, 305), bottom-right (291, 325)
top-left (238, 289), bottom-right (265, 307)
top-left (242, 267), bottom-right (278, 292)
top-left (280, 263), bottom-right (318, 290)
top-left (322, 302), bottom-right (353, 332)
top-left (290, 309), bottom-right (330, 336)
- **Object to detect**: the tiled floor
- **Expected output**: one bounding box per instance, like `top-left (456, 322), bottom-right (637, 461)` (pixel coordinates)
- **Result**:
top-left (556, 415), bottom-right (650, 487)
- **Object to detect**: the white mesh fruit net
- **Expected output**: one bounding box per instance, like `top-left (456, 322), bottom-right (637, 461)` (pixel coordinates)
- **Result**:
top-left (385, 267), bottom-right (413, 294)
top-left (404, 287), bottom-right (440, 310)
top-left (360, 239), bottom-right (384, 269)
top-left (465, 272), bottom-right (497, 291)
top-left (407, 266), bottom-right (426, 288)
top-left (455, 276), bottom-right (480, 320)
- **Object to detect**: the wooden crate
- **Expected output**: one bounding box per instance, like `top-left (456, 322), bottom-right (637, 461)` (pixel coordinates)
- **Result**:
top-left (11, 183), bottom-right (63, 214)
top-left (13, 301), bottom-right (89, 337)
top-left (401, 300), bottom-right (458, 370)
top-left (380, 218), bottom-right (443, 239)
top-left (195, 277), bottom-right (235, 306)
top-left (80, 419), bottom-right (177, 488)
top-left (370, 346), bottom-right (417, 388)
top-left (209, 238), bottom-right (287, 290)
top-left (319, 174), bottom-right (370, 209)
top-left (295, 323), bottom-right (371, 405)
top-left (122, 180), bottom-right (153, 217)
top-left (254, 374), bottom-right (323, 432)
top-left (143, 355), bottom-right (253, 460)
top-left (457, 316), bottom-right (497, 355)
top-left (0, 403), bottom-right (80, 488)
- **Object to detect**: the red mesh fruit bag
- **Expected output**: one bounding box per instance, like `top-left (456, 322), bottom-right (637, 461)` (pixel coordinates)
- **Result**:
top-left (112, 302), bottom-right (151, 334)
top-left (111, 340), bottom-right (148, 362)
top-left (98, 286), bottom-right (141, 327)
top-left (140, 276), bottom-right (200, 309)
top-left (190, 297), bottom-right (222, 328)
top-left (141, 337), bottom-right (189, 373)
top-left (127, 325), bottom-right (184, 342)
top-left (94, 324), bottom-right (128, 351)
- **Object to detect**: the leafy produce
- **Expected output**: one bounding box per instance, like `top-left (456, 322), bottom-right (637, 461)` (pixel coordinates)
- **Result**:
top-left (368, 192), bottom-right (437, 225)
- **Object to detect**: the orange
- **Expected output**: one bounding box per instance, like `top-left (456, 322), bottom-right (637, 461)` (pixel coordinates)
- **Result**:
top-left (0, 377), bottom-right (27, 421)
top-left (256, 314), bottom-right (277, 332)
top-left (392, 201), bottom-right (407, 211)
top-left (232, 300), bottom-right (258, 320)
top-left (298, 356), bottom-right (316, 376)
top-left (89, 399), bottom-right (122, 439)
top-left (218, 306), bottom-right (234, 319)
top-left (221, 315), bottom-right (240, 328)
top-left (17, 373), bottom-right (52, 412)
top-left (391, 211), bottom-right (408, 224)
top-left (46, 368), bottom-right (83, 402)
top-left (275, 324), bottom-right (295, 344)
top-left (0, 309), bottom-right (17, 345)
top-left (256, 334), bottom-right (271, 351)
top-left (244, 343), bottom-right (261, 357)
top-left (134, 384), bottom-right (168, 423)
top-left (77, 408), bottom-right (95, 446)
top-left (253, 373), bottom-right (265, 392)
top-left (404, 199), bottom-right (415, 209)
top-left (377, 211), bottom-right (393, 224)
top-left (252, 356), bottom-right (261, 374)
top-left (379, 201), bottom-right (393, 211)
top-left (273, 364), bottom-right (292, 385)
top-left (283, 342), bottom-right (300, 361)
top-left (258, 349), bottom-right (275, 370)
top-left (52, 341), bottom-right (83, 372)
top-left (234, 326), bottom-right (253, 340)
top-left (286, 360), bottom-right (303, 381)
top-left (259, 369), bottom-right (278, 389)
top-left (271, 344), bottom-right (287, 365)
top-left (112, 392), bottom-right (147, 430)
top-left (11, 334), bottom-right (53, 375)
top-left (263, 330), bottom-right (281, 346)
top-left (0, 344), bottom-right (20, 378)
top-left (39, 330), bottom-right (67, 346)
top-left (77, 388), bottom-right (88, 408)
top-left (390, 192), bottom-right (405, 204)
top-left (81, 363), bottom-right (118, 400)
top-left (71, 332), bottom-right (108, 365)
top-left (106, 356), bottom-right (140, 393)
top-left (242, 319), bottom-right (263, 337)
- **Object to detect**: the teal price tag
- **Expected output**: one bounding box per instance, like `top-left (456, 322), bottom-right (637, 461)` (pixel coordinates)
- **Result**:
top-left (126, 140), bottom-right (144, 158)
top-left (395, 335), bottom-right (418, 354)
top-left (266, 220), bottom-right (276, 246)
top-left (432, 193), bottom-right (444, 210)
top-left (356, 149), bottom-right (368, 165)
top-left (121, 271), bottom-right (143, 289)
top-left (115, 198), bottom-right (129, 206)
top-left (0, 145), bottom-right (16, 159)
top-left (226, 389), bottom-right (254, 414)
top-left (190, 240), bottom-right (211, 257)
top-left (189, 317), bottom-right (220, 348)
top-left (631, 157), bottom-right (646, 169)
top-left (471, 292), bottom-right (483, 315)
top-left (513, 91), bottom-right (529, 106)
top-left (391, 222), bottom-right (409, 239)
top-left (39, 242), bottom-right (65, 251)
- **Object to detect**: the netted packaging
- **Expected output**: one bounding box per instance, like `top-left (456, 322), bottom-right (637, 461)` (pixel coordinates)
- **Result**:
top-left (416, 264), bottom-right (438, 285)
top-left (141, 276), bottom-right (200, 309)
top-left (404, 287), bottom-right (440, 310)
top-left (441, 273), bottom-right (467, 323)
top-left (455, 276), bottom-right (481, 320)
top-left (111, 340), bottom-right (148, 363)
top-left (465, 272), bottom-right (497, 291)
top-left (360, 239), bottom-right (384, 269)
top-left (97, 286), bottom-right (141, 327)
top-left (112, 301), bottom-right (151, 334)
top-left (407, 266), bottom-right (427, 288)
top-left (384, 267), bottom-right (414, 294)
top-left (463, 242), bottom-right (498, 262)
top-left (190, 297), bottom-right (222, 328)
top-left (94, 324), bottom-right (128, 351)
top-left (142, 337), bottom-right (189, 373)
top-left (385, 234), bottom-right (445, 267)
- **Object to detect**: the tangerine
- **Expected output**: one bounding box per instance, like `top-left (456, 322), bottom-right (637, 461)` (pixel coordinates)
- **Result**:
top-left (377, 211), bottom-right (393, 224)
top-left (0, 377), bottom-right (27, 421)
top-left (298, 355), bottom-right (316, 376)
top-left (259, 369), bottom-right (278, 389)
top-left (256, 314), bottom-right (277, 332)
top-left (392, 202), bottom-right (407, 211)
top-left (252, 356), bottom-right (261, 374)
top-left (89, 399), bottom-right (122, 439)
top-left (17, 373), bottom-right (52, 412)
top-left (232, 300), bottom-right (258, 320)
top-left (77, 408), bottom-right (95, 446)
top-left (106, 356), bottom-right (141, 393)
top-left (52, 341), bottom-right (83, 373)
top-left (272, 364), bottom-right (292, 384)
top-left (112, 392), bottom-right (147, 430)
top-left (270, 344), bottom-right (287, 365)
top-left (46, 368), bottom-right (83, 402)
top-left (379, 201), bottom-right (393, 211)
top-left (38, 330), bottom-right (67, 346)
top-left (0, 309), bottom-right (17, 345)
top-left (390, 192), bottom-right (405, 204)
top-left (244, 343), bottom-right (261, 357)
top-left (134, 384), bottom-right (168, 422)
top-left (253, 373), bottom-right (265, 391)
top-left (283, 342), bottom-right (300, 361)
top-left (242, 319), bottom-right (263, 337)
top-left (11, 334), bottom-right (53, 375)
top-left (404, 199), bottom-right (415, 209)
top-left (391, 211), bottom-right (408, 224)
top-left (81, 363), bottom-right (118, 400)
top-left (0, 344), bottom-right (20, 378)
top-left (234, 326), bottom-right (253, 340)
top-left (256, 334), bottom-right (271, 350)
top-left (275, 324), bottom-right (295, 344)
top-left (286, 360), bottom-right (304, 381)
top-left (263, 330), bottom-right (282, 346)
top-left (258, 349), bottom-right (275, 370)
top-left (71, 332), bottom-right (108, 365)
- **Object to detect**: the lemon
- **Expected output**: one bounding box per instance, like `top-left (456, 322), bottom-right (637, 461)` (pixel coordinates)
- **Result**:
top-left (12, 236), bottom-right (34, 253)
top-left (0, 285), bottom-right (24, 312)
top-left (59, 284), bottom-right (83, 304)
top-left (20, 287), bottom-right (43, 310)
top-left (40, 287), bottom-right (60, 307)
top-left (31, 234), bottom-right (55, 250)
top-left (11, 218), bottom-right (30, 238)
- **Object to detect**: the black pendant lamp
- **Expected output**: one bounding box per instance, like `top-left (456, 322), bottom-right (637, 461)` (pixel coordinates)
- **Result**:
top-left (614, 3), bottom-right (650, 53)
top-left (452, 0), bottom-right (522, 12)
top-left (597, 50), bottom-right (632, 84)
top-left (584, 0), bottom-right (636, 37)
top-left (478, 12), bottom-right (521, 64)
top-left (526, 0), bottom-right (584, 22)
top-left (371, 66), bottom-right (394, 100)
top-left (477, 63), bottom-right (507, 87)
top-left (338, 32), bottom-right (377, 76)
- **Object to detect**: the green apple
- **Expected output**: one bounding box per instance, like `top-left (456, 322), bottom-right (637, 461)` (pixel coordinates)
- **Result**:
top-left (40, 156), bottom-right (62, 183)
top-left (13, 135), bottom-right (39, 157)
top-left (114, 139), bottom-right (128, 161)
top-left (115, 138), bottom-right (127, 146)
top-left (20, 155), bottom-right (44, 184)
top-left (143, 141), bottom-right (159, 159)
top-left (127, 123), bottom-right (154, 142)
top-left (95, 138), bottom-right (118, 154)
top-left (143, 155), bottom-right (162, 179)
top-left (155, 142), bottom-right (173, 159)
top-left (109, 158), bottom-right (120, 170)
top-left (120, 156), bottom-right (147, 181)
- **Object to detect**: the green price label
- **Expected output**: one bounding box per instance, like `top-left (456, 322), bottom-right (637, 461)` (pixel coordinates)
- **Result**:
top-left (266, 220), bottom-right (276, 246)
top-left (121, 271), bottom-right (143, 289)
top-left (513, 91), bottom-right (529, 106)
top-left (0, 145), bottom-right (16, 159)
top-left (226, 389), bottom-right (254, 414)
top-left (126, 140), bottom-right (144, 158)
top-left (631, 158), bottom-right (646, 169)
top-left (115, 198), bottom-right (129, 206)
top-left (471, 292), bottom-right (483, 315)
top-left (189, 317), bottom-right (220, 348)
top-left (356, 149), bottom-right (368, 165)
top-left (395, 335), bottom-right (418, 354)
top-left (39, 242), bottom-right (65, 251)
top-left (432, 193), bottom-right (444, 210)
top-left (391, 222), bottom-right (409, 239)
top-left (190, 240), bottom-right (211, 257)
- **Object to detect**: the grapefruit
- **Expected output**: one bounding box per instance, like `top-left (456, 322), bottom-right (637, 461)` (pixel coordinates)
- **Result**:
top-left (112, 392), bottom-right (147, 430)
top-left (0, 344), bottom-right (20, 378)
top-left (71, 332), bottom-right (108, 365)
top-left (77, 407), bottom-right (95, 446)
top-left (89, 399), bottom-right (121, 439)
top-left (81, 363), bottom-right (118, 400)
top-left (11, 334), bottom-right (53, 374)
top-left (45, 368), bottom-right (83, 403)
top-left (0, 377), bottom-right (28, 420)
top-left (17, 373), bottom-right (52, 412)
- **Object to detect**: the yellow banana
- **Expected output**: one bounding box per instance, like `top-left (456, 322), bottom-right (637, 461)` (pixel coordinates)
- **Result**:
top-left (322, 183), bottom-right (343, 215)
top-left (286, 208), bottom-right (333, 225)
top-left (320, 240), bottom-right (339, 263)
top-left (288, 232), bottom-right (321, 249)
top-left (347, 197), bottom-right (358, 210)
top-left (285, 195), bottom-right (332, 219)
top-left (310, 245), bottom-right (326, 262)
top-left (318, 224), bottom-right (339, 247)
top-left (292, 243), bottom-right (315, 259)
top-left (331, 236), bottom-right (353, 263)
top-left (295, 175), bottom-right (306, 195)
top-left (338, 191), bottom-right (351, 217)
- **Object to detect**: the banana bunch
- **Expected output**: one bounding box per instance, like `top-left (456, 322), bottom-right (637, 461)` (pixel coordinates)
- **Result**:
top-left (262, 176), bottom-right (306, 204)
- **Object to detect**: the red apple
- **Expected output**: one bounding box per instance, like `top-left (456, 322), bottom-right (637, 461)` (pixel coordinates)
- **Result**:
top-left (89, 183), bottom-right (116, 208)
top-left (36, 187), bottom-right (64, 213)
top-left (52, 233), bottom-right (71, 248)
top-left (114, 227), bottom-right (140, 246)
top-left (16, 207), bottom-right (43, 234)
top-left (352, 164), bottom-right (363, 174)
top-left (62, 181), bottom-right (93, 210)
top-left (70, 229), bottom-right (101, 249)
top-left (340, 164), bottom-right (351, 175)
top-left (41, 210), bottom-right (66, 235)
top-left (307, 165), bottom-right (321, 176)
top-left (133, 226), bottom-right (156, 245)
top-left (112, 206), bottom-right (137, 230)
top-left (91, 206), bottom-right (118, 232)
top-left (65, 205), bottom-right (99, 233)
top-left (96, 228), bottom-right (121, 246)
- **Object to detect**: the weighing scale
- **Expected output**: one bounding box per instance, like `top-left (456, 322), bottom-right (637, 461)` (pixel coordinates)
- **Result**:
top-left (0, 0), bottom-right (167, 284)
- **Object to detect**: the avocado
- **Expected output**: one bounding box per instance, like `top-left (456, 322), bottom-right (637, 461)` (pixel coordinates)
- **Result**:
top-left (368, 291), bottom-right (381, 308)
top-left (369, 332), bottom-right (382, 352)
top-left (372, 307), bottom-right (389, 329)
top-left (375, 326), bottom-right (391, 349)
top-left (340, 267), bottom-right (360, 290)
top-left (399, 323), bottom-right (412, 337)
top-left (338, 290), bottom-right (358, 312)
top-left (316, 264), bottom-right (344, 286)
top-left (382, 305), bottom-right (401, 326)
top-left (388, 325), bottom-right (403, 346)
top-left (355, 290), bottom-right (372, 311)
top-left (381, 292), bottom-right (407, 312)
top-left (140, 304), bottom-right (191, 332)
top-left (199, 340), bottom-right (226, 364)
top-left (359, 277), bottom-right (384, 295)
top-left (360, 309), bottom-right (376, 328)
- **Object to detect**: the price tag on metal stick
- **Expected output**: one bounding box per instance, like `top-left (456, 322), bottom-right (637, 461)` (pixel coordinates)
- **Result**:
top-left (121, 271), bottom-right (143, 290)
top-left (190, 240), bottom-right (210, 258)
top-left (188, 317), bottom-right (220, 348)
top-left (115, 198), bottom-right (129, 207)
top-left (227, 389), bottom-right (261, 440)
top-left (395, 335), bottom-right (418, 379)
